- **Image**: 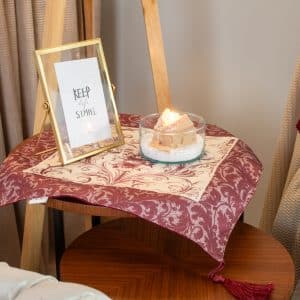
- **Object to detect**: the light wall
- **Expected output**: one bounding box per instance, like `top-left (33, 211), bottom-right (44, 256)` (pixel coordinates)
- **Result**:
top-left (101, 0), bottom-right (300, 226)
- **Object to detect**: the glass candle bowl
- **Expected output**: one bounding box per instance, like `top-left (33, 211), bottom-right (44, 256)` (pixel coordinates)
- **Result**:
top-left (139, 112), bottom-right (206, 164)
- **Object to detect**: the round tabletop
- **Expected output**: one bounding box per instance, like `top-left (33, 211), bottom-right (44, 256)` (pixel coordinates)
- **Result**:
top-left (61, 218), bottom-right (295, 300)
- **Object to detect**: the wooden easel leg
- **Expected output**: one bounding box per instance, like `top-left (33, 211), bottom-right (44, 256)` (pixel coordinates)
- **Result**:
top-left (83, 0), bottom-right (95, 39)
top-left (33, 0), bottom-right (67, 134)
top-left (81, 0), bottom-right (95, 230)
top-left (141, 0), bottom-right (172, 112)
top-left (20, 203), bottom-right (46, 271)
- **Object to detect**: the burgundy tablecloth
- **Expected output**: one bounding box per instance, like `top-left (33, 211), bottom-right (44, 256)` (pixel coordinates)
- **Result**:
top-left (0, 114), bottom-right (262, 263)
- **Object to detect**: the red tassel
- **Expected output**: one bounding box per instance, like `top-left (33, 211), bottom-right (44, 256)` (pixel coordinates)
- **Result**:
top-left (209, 262), bottom-right (274, 300)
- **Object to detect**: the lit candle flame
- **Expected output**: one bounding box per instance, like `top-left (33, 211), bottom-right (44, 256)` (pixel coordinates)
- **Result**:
top-left (161, 108), bottom-right (181, 126)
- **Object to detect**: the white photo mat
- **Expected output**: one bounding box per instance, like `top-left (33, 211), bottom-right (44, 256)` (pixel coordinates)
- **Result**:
top-left (54, 57), bottom-right (112, 149)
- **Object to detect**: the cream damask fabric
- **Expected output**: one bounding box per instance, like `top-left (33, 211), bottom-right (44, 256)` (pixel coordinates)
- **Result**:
top-left (25, 128), bottom-right (238, 203)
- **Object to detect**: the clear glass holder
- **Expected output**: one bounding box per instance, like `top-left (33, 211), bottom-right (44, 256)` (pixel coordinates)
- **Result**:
top-left (139, 112), bottom-right (206, 164)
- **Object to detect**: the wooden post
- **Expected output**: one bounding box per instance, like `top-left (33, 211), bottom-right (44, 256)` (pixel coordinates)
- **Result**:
top-left (83, 0), bottom-right (95, 39)
top-left (141, 0), bottom-right (172, 112)
top-left (21, 0), bottom-right (67, 271)
top-left (20, 204), bottom-right (46, 271)
top-left (33, 0), bottom-right (67, 134)
top-left (82, 0), bottom-right (95, 230)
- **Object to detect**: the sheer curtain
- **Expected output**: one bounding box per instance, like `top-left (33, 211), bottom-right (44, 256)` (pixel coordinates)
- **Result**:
top-left (0, 0), bottom-right (101, 269)
top-left (260, 58), bottom-right (300, 283)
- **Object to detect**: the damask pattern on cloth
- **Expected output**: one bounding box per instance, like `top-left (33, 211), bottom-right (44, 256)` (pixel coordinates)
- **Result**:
top-left (0, 114), bottom-right (262, 262)
top-left (25, 127), bottom-right (238, 203)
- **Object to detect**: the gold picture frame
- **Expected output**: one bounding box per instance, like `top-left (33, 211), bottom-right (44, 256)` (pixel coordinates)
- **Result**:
top-left (35, 38), bottom-right (124, 165)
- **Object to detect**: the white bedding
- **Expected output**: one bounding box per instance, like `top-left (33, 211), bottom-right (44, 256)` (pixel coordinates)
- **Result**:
top-left (0, 262), bottom-right (110, 300)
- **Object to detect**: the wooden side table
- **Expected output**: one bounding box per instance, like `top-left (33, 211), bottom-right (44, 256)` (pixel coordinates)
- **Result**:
top-left (60, 218), bottom-right (295, 299)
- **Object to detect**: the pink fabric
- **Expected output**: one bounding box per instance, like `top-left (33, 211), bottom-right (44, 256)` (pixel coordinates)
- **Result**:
top-left (0, 114), bottom-right (262, 262)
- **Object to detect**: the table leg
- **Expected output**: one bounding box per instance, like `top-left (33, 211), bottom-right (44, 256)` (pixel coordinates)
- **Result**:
top-left (239, 213), bottom-right (244, 222)
top-left (53, 209), bottom-right (65, 279)
top-left (92, 216), bottom-right (101, 226)
top-left (20, 202), bottom-right (46, 272)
